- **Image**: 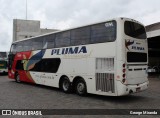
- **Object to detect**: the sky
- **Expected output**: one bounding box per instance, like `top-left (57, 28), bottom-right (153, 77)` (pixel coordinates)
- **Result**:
top-left (0, 0), bottom-right (160, 51)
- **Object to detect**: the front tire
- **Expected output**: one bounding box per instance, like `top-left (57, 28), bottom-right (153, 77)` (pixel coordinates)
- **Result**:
top-left (75, 79), bottom-right (87, 96)
top-left (15, 73), bottom-right (21, 83)
top-left (60, 77), bottom-right (72, 93)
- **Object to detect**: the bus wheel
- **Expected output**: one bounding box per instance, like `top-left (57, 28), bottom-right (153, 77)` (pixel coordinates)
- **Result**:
top-left (75, 79), bottom-right (87, 96)
top-left (61, 77), bottom-right (71, 93)
top-left (15, 73), bottom-right (21, 83)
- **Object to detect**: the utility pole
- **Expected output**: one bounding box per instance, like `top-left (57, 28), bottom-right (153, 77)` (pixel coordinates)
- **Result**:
top-left (26, 0), bottom-right (28, 20)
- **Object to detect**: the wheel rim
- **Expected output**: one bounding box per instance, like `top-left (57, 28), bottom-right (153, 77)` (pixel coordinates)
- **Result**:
top-left (77, 83), bottom-right (85, 94)
top-left (62, 80), bottom-right (69, 91)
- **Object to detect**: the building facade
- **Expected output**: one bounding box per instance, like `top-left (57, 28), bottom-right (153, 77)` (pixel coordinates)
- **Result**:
top-left (146, 22), bottom-right (160, 73)
top-left (13, 19), bottom-right (58, 42)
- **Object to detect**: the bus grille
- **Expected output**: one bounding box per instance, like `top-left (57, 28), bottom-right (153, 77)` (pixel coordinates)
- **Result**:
top-left (96, 58), bottom-right (114, 70)
top-left (96, 73), bottom-right (115, 93)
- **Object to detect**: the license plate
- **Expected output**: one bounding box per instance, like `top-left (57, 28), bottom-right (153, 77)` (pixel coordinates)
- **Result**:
top-left (0, 64), bottom-right (4, 66)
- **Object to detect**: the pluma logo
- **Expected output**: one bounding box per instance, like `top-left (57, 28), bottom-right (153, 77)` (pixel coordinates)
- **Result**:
top-left (125, 40), bottom-right (134, 50)
top-left (51, 46), bottom-right (87, 55)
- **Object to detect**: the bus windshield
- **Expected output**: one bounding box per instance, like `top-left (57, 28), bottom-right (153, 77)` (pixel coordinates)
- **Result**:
top-left (124, 21), bottom-right (147, 39)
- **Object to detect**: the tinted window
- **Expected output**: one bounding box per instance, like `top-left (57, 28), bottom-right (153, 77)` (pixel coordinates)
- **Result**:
top-left (55, 31), bottom-right (70, 48)
top-left (32, 38), bottom-right (43, 50)
top-left (124, 21), bottom-right (146, 39)
top-left (29, 60), bottom-right (41, 71)
top-left (71, 27), bottom-right (90, 45)
top-left (127, 52), bottom-right (147, 62)
top-left (91, 21), bottom-right (116, 43)
top-left (16, 42), bottom-right (24, 52)
top-left (10, 44), bottom-right (17, 53)
top-left (41, 59), bottom-right (61, 73)
top-left (43, 34), bottom-right (55, 49)
top-left (29, 58), bottom-right (61, 73)
top-left (23, 40), bottom-right (32, 51)
top-left (16, 60), bottom-right (24, 70)
top-left (11, 21), bottom-right (117, 52)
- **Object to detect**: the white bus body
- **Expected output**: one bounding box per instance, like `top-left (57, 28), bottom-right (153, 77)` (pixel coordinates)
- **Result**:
top-left (8, 18), bottom-right (148, 96)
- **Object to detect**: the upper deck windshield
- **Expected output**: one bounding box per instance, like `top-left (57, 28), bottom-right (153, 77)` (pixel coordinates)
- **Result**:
top-left (124, 21), bottom-right (147, 39)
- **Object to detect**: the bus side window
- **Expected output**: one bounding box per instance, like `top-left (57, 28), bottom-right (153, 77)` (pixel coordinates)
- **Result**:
top-left (55, 31), bottom-right (70, 48)
top-left (10, 44), bottom-right (17, 53)
top-left (29, 60), bottom-right (41, 71)
top-left (29, 59), bottom-right (61, 73)
top-left (16, 42), bottom-right (24, 52)
top-left (32, 38), bottom-right (43, 50)
top-left (41, 58), bottom-right (61, 73)
top-left (16, 60), bottom-right (24, 70)
top-left (23, 40), bottom-right (32, 51)
top-left (71, 26), bottom-right (90, 46)
top-left (91, 21), bottom-right (116, 44)
top-left (43, 34), bottom-right (55, 49)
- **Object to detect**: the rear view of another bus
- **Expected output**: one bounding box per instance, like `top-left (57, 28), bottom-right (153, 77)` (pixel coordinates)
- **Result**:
top-left (0, 52), bottom-right (8, 74)
top-left (116, 18), bottom-right (149, 96)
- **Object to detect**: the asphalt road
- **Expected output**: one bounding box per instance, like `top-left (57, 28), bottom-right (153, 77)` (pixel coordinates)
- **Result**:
top-left (0, 74), bottom-right (160, 118)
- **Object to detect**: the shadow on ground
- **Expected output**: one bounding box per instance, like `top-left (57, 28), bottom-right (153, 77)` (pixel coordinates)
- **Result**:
top-left (0, 73), bottom-right (8, 76)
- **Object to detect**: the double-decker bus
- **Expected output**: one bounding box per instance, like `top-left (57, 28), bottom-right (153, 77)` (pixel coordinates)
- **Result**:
top-left (0, 52), bottom-right (8, 73)
top-left (8, 18), bottom-right (149, 96)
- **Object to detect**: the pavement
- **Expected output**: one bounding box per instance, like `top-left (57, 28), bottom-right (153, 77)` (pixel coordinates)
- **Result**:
top-left (0, 74), bottom-right (160, 118)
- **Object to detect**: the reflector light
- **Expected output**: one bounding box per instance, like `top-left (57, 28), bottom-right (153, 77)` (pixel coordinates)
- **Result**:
top-left (117, 75), bottom-right (120, 79)
top-left (122, 79), bottom-right (126, 83)
top-left (123, 64), bottom-right (125, 68)
top-left (123, 69), bottom-right (126, 73)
